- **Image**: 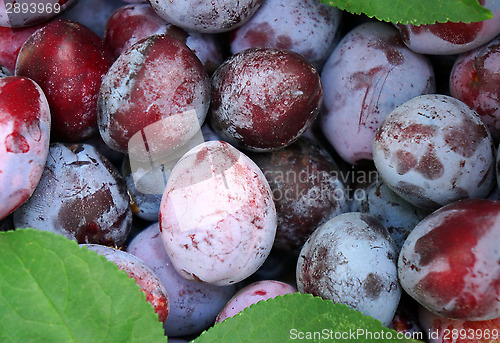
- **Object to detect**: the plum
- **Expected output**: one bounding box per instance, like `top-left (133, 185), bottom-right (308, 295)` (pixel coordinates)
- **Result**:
top-left (372, 94), bottom-right (495, 210)
top-left (296, 212), bottom-right (401, 326)
top-left (210, 47), bottom-right (322, 152)
top-left (0, 76), bottom-right (50, 220)
top-left (350, 177), bottom-right (432, 252)
top-left (249, 137), bottom-right (348, 252)
top-left (16, 19), bottom-right (114, 142)
top-left (147, 0), bottom-right (264, 33)
top-left (98, 34), bottom-right (210, 155)
top-left (13, 143), bottom-right (132, 246)
top-left (104, 4), bottom-right (223, 73)
top-left (83, 244), bottom-right (170, 323)
top-left (398, 199), bottom-right (500, 321)
top-left (450, 35), bottom-right (500, 143)
top-left (121, 155), bottom-right (161, 222)
top-left (159, 140), bottom-right (277, 286)
top-left (320, 21), bottom-right (435, 165)
top-left (230, 0), bottom-right (342, 69)
top-left (0, 23), bottom-right (45, 74)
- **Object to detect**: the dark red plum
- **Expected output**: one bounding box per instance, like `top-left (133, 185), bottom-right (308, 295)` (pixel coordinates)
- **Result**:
top-left (104, 4), bottom-right (223, 72)
top-left (0, 76), bottom-right (51, 220)
top-left (148, 0), bottom-right (264, 33)
top-left (0, 23), bottom-right (45, 74)
top-left (320, 21), bottom-right (435, 165)
top-left (13, 143), bottom-right (132, 246)
top-left (210, 47), bottom-right (322, 152)
top-left (395, 0), bottom-right (500, 55)
top-left (249, 137), bottom-right (348, 252)
top-left (98, 34), bottom-right (210, 154)
top-left (230, 0), bottom-right (342, 69)
top-left (399, 199), bottom-right (500, 321)
top-left (450, 35), bottom-right (500, 143)
top-left (15, 19), bottom-right (114, 142)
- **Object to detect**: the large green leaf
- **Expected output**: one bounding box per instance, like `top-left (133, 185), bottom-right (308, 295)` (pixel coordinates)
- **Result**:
top-left (0, 229), bottom-right (167, 343)
top-left (193, 293), bottom-right (424, 343)
top-left (319, 0), bottom-right (493, 25)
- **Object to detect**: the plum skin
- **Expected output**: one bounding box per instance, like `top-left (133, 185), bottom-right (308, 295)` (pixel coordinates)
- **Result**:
top-left (372, 94), bottom-right (495, 210)
top-left (398, 199), bottom-right (500, 321)
top-left (450, 36), bottom-right (500, 144)
top-left (0, 76), bottom-right (50, 220)
top-left (98, 34), bottom-right (210, 154)
top-left (210, 47), bottom-right (323, 152)
top-left (159, 141), bottom-right (277, 286)
top-left (15, 19), bottom-right (114, 142)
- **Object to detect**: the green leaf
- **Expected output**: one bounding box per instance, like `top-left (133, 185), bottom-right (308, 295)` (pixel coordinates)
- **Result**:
top-left (0, 229), bottom-right (167, 343)
top-left (319, 0), bottom-right (493, 25)
top-left (193, 293), bottom-right (424, 343)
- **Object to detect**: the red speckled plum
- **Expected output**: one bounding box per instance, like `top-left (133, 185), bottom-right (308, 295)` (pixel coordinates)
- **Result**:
top-left (395, 0), bottom-right (500, 55)
top-left (320, 22), bottom-right (435, 165)
top-left (98, 34), bottom-right (210, 154)
top-left (296, 212), bottom-right (401, 327)
top-left (210, 47), bottom-right (322, 152)
top-left (230, 0), bottom-right (342, 69)
top-left (147, 0), bottom-right (264, 33)
top-left (398, 199), bottom-right (500, 321)
top-left (450, 35), bottom-right (500, 143)
top-left (16, 20), bottom-right (114, 142)
top-left (13, 143), bottom-right (132, 246)
top-left (159, 140), bottom-right (276, 286)
top-left (372, 94), bottom-right (495, 210)
top-left (0, 0), bottom-right (76, 28)
top-left (0, 76), bottom-right (50, 220)
top-left (83, 244), bottom-right (170, 323)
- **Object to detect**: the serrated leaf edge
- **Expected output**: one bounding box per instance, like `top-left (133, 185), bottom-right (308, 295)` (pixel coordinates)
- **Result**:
top-left (192, 292), bottom-right (423, 343)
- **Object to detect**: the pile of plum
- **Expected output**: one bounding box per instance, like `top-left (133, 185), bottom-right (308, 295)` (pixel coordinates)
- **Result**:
top-left (2, 0), bottom-right (500, 341)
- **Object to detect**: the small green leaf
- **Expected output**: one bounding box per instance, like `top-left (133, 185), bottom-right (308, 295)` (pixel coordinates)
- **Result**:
top-left (0, 229), bottom-right (167, 343)
top-left (319, 0), bottom-right (493, 25)
top-left (193, 293), bottom-right (423, 343)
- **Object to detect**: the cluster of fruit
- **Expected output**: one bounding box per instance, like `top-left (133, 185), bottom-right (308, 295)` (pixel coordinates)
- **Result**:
top-left (1, 0), bottom-right (500, 342)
